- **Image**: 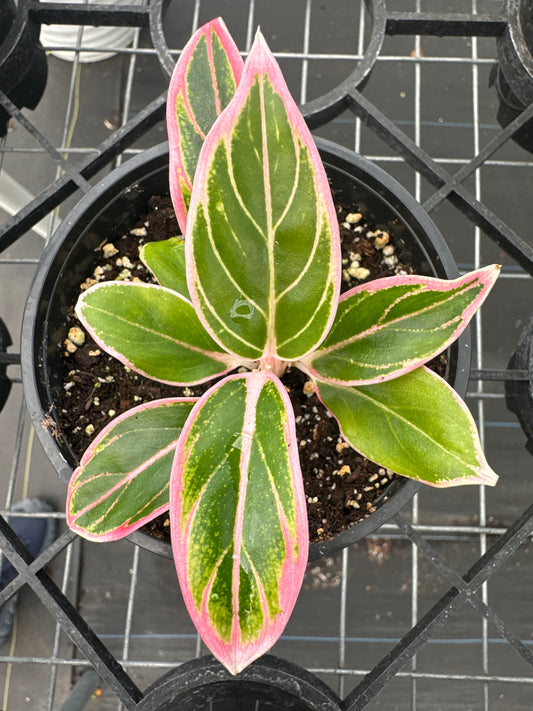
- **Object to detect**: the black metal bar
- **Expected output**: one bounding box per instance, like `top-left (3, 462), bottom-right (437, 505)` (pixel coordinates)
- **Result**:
top-left (346, 88), bottom-right (533, 276)
top-left (0, 91), bottom-right (91, 193)
top-left (343, 503), bottom-right (533, 710)
top-left (386, 12), bottom-right (508, 38)
top-left (394, 515), bottom-right (533, 669)
top-left (0, 516), bottom-right (143, 708)
top-left (0, 93), bottom-right (166, 253)
top-left (0, 353), bottom-right (19, 365)
top-left (30, 2), bottom-right (150, 27)
top-left (470, 368), bottom-right (530, 381)
top-left (0, 528), bottom-right (76, 606)
top-left (424, 100), bottom-right (533, 213)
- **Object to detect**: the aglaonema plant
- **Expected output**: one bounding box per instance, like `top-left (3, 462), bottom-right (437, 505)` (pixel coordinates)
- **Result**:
top-left (66, 18), bottom-right (500, 675)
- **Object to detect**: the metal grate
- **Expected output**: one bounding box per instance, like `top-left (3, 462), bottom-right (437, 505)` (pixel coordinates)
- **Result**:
top-left (0, 0), bottom-right (532, 708)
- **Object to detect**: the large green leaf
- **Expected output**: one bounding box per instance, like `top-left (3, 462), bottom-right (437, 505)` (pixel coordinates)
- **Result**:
top-left (67, 399), bottom-right (195, 540)
top-left (315, 367), bottom-right (498, 487)
top-left (167, 17), bottom-right (243, 234)
top-left (186, 31), bottom-right (340, 363)
top-left (170, 371), bottom-right (308, 674)
top-left (302, 265), bottom-right (500, 384)
top-left (76, 281), bottom-right (238, 385)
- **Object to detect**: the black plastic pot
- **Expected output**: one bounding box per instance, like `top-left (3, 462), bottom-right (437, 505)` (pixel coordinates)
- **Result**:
top-left (505, 312), bottom-right (533, 454)
top-left (491, 0), bottom-right (533, 153)
top-left (137, 655), bottom-right (342, 711)
top-left (0, 0), bottom-right (48, 136)
top-left (21, 138), bottom-right (470, 562)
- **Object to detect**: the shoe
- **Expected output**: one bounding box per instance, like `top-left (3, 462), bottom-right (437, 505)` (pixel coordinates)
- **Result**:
top-left (0, 498), bottom-right (56, 645)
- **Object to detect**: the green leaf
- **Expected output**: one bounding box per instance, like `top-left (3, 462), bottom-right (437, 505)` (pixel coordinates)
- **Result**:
top-left (315, 367), bottom-right (498, 487)
top-left (302, 265), bottom-right (500, 384)
top-left (170, 371), bottom-right (308, 674)
top-left (186, 31), bottom-right (340, 363)
top-left (76, 281), bottom-right (237, 385)
top-left (140, 238), bottom-right (189, 299)
top-left (67, 399), bottom-right (195, 540)
top-left (167, 18), bottom-right (243, 234)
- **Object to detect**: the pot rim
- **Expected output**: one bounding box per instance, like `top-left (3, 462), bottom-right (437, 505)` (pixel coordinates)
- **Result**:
top-left (21, 138), bottom-right (470, 562)
top-left (137, 653), bottom-right (342, 711)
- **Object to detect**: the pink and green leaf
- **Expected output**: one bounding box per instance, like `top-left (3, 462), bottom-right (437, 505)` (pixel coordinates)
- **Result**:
top-left (67, 398), bottom-right (196, 541)
top-left (167, 17), bottom-right (243, 234)
top-left (315, 367), bottom-right (498, 487)
top-left (186, 30), bottom-right (341, 362)
top-left (170, 371), bottom-right (308, 674)
top-left (140, 237), bottom-right (189, 299)
top-left (76, 281), bottom-right (239, 385)
top-left (301, 265), bottom-right (500, 385)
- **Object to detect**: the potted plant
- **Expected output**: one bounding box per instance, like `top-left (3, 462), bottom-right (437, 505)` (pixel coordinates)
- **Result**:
top-left (22, 19), bottom-right (499, 675)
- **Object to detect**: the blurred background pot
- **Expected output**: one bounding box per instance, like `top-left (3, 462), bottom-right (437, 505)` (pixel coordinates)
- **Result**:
top-left (0, 0), bottom-right (48, 135)
top-left (39, 0), bottom-right (144, 62)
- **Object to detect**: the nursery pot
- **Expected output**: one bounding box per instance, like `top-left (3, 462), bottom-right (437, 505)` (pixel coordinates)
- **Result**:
top-left (505, 312), bottom-right (533, 454)
top-left (0, 0), bottom-right (48, 136)
top-left (137, 654), bottom-right (342, 711)
top-left (491, 0), bottom-right (533, 152)
top-left (21, 138), bottom-right (470, 561)
top-left (38, 0), bottom-right (145, 63)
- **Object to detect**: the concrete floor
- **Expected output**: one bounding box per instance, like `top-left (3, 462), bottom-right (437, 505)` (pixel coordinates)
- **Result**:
top-left (0, 1), bottom-right (532, 709)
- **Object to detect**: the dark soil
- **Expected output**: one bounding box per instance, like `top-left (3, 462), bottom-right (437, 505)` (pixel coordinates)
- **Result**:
top-left (58, 193), bottom-right (446, 545)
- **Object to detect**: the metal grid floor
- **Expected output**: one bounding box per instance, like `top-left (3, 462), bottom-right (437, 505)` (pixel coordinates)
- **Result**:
top-left (0, 0), bottom-right (532, 709)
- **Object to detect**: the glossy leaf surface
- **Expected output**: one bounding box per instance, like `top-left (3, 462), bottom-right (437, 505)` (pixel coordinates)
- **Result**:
top-left (140, 237), bottom-right (189, 299)
top-left (186, 31), bottom-right (341, 362)
top-left (76, 281), bottom-right (236, 385)
top-left (167, 17), bottom-right (243, 234)
top-left (303, 265), bottom-right (500, 385)
top-left (67, 399), bottom-right (195, 540)
top-left (170, 372), bottom-right (308, 674)
top-left (316, 367), bottom-right (498, 487)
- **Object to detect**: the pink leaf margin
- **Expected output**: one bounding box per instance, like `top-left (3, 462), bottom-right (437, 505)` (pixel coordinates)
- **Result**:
top-left (185, 29), bottom-right (342, 362)
top-left (76, 281), bottom-right (238, 386)
top-left (66, 397), bottom-right (197, 542)
top-left (167, 17), bottom-right (243, 234)
top-left (300, 264), bottom-right (501, 386)
top-left (170, 371), bottom-right (308, 674)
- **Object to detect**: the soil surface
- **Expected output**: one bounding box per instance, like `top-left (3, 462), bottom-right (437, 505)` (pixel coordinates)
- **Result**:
top-left (58, 192), bottom-right (446, 545)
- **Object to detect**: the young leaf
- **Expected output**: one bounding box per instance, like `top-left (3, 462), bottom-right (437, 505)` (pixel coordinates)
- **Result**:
top-left (170, 371), bottom-right (308, 675)
top-left (140, 237), bottom-right (189, 299)
top-left (315, 367), bottom-right (498, 488)
top-left (67, 398), bottom-right (196, 540)
top-left (301, 265), bottom-right (500, 385)
top-left (186, 30), bottom-right (341, 363)
top-left (167, 17), bottom-right (244, 234)
top-left (76, 281), bottom-right (239, 385)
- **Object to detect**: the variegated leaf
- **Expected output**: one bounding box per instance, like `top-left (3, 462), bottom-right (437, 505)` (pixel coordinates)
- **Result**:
top-left (76, 281), bottom-right (239, 385)
top-left (186, 30), bottom-right (341, 363)
top-left (315, 367), bottom-right (498, 487)
top-left (170, 371), bottom-right (308, 674)
top-left (67, 398), bottom-right (196, 540)
top-left (140, 238), bottom-right (189, 299)
top-left (167, 17), bottom-right (243, 234)
top-left (301, 265), bottom-right (500, 385)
